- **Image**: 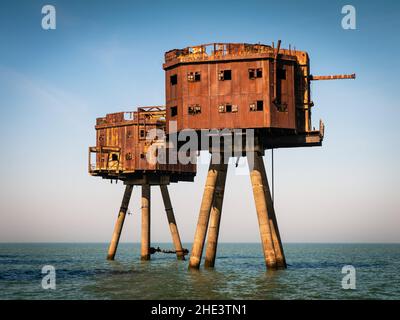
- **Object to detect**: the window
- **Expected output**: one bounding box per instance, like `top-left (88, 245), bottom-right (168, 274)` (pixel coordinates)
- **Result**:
top-left (218, 104), bottom-right (238, 113)
top-left (250, 100), bottom-right (264, 111)
top-left (277, 68), bottom-right (286, 80)
top-left (218, 70), bottom-right (232, 81)
top-left (125, 153), bottom-right (132, 160)
top-left (140, 129), bottom-right (146, 138)
top-left (188, 104), bottom-right (201, 115)
top-left (111, 153), bottom-right (119, 161)
top-left (249, 68), bottom-right (262, 79)
top-left (170, 74), bottom-right (178, 85)
top-left (170, 106), bottom-right (178, 117)
top-left (187, 72), bottom-right (201, 82)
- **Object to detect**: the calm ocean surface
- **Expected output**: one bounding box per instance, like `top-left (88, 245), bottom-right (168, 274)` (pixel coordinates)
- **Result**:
top-left (0, 243), bottom-right (399, 300)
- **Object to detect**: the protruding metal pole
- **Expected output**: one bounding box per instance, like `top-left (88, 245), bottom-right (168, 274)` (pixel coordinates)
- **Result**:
top-left (160, 184), bottom-right (185, 260)
top-left (258, 155), bottom-right (287, 269)
top-left (107, 184), bottom-right (133, 260)
top-left (271, 148), bottom-right (274, 202)
top-left (189, 153), bottom-right (220, 269)
top-left (141, 184), bottom-right (151, 261)
top-left (204, 162), bottom-right (228, 268)
top-left (248, 152), bottom-right (277, 269)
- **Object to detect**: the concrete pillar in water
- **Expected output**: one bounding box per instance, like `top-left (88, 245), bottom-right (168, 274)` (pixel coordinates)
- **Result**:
top-left (204, 162), bottom-right (228, 268)
top-left (257, 155), bottom-right (287, 269)
top-left (248, 152), bottom-right (277, 269)
top-left (107, 184), bottom-right (134, 260)
top-left (160, 184), bottom-right (185, 260)
top-left (189, 153), bottom-right (220, 269)
top-left (141, 184), bottom-right (151, 260)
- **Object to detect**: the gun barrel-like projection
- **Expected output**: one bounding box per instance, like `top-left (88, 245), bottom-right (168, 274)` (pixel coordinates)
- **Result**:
top-left (310, 73), bottom-right (356, 81)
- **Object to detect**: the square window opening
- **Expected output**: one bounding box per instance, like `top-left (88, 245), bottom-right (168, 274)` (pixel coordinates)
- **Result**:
top-left (188, 104), bottom-right (201, 115)
top-left (219, 70), bottom-right (232, 81)
top-left (187, 72), bottom-right (201, 82)
top-left (170, 74), bottom-right (178, 85)
top-left (171, 106), bottom-right (178, 117)
top-left (248, 69), bottom-right (255, 79)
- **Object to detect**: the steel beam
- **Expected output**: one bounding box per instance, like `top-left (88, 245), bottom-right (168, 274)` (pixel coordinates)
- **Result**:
top-left (160, 185), bottom-right (185, 260)
top-left (248, 152), bottom-right (277, 269)
top-left (189, 153), bottom-right (220, 269)
top-left (204, 162), bottom-right (228, 268)
top-left (107, 184), bottom-right (133, 260)
top-left (141, 184), bottom-right (151, 260)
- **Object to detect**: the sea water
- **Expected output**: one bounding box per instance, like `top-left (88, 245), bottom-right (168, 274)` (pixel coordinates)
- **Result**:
top-left (0, 243), bottom-right (399, 300)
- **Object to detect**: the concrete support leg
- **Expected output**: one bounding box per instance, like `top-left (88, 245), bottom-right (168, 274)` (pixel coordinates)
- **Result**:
top-left (141, 184), bottom-right (151, 261)
top-left (160, 185), bottom-right (185, 260)
top-left (204, 162), bottom-right (228, 268)
top-left (248, 152), bottom-right (277, 269)
top-left (258, 156), bottom-right (287, 269)
top-left (107, 184), bottom-right (134, 260)
top-left (189, 154), bottom-right (220, 269)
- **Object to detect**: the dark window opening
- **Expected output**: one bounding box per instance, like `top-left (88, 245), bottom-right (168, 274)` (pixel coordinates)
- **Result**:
top-left (125, 153), bottom-right (132, 160)
top-left (249, 69), bottom-right (255, 79)
top-left (218, 70), bottom-right (232, 81)
top-left (170, 74), bottom-right (178, 85)
top-left (111, 154), bottom-right (118, 161)
top-left (250, 100), bottom-right (264, 111)
top-left (188, 72), bottom-right (201, 82)
top-left (140, 153), bottom-right (145, 159)
top-left (219, 104), bottom-right (238, 113)
top-left (277, 68), bottom-right (286, 80)
top-left (140, 129), bottom-right (146, 138)
top-left (171, 106), bottom-right (178, 117)
top-left (188, 104), bottom-right (201, 115)
top-left (249, 68), bottom-right (262, 79)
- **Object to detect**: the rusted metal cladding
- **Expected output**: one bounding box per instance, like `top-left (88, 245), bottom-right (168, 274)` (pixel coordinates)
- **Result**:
top-left (163, 43), bottom-right (308, 133)
top-left (89, 107), bottom-right (196, 180)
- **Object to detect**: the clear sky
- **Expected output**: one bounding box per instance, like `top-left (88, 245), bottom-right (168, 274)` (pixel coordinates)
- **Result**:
top-left (0, 0), bottom-right (399, 243)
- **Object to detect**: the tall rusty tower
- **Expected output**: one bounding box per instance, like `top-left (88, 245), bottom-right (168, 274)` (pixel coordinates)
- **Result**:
top-left (90, 41), bottom-right (354, 270)
top-left (162, 41), bottom-right (355, 269)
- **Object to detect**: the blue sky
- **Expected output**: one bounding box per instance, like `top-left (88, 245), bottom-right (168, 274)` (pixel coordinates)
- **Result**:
top-left (0, 0), bottom-right (399, 243)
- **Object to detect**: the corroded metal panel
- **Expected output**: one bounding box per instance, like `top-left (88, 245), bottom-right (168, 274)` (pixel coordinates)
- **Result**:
top-left (89, 107), bottom-right (196, 181)
top-left (164, 43), bottom-right (300, 133)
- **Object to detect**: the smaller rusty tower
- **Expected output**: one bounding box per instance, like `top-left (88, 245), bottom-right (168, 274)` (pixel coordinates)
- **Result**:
top-left (89, 107), bottom-right (196, 260)
top-left (163, 41), bottom-right (355, 270)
